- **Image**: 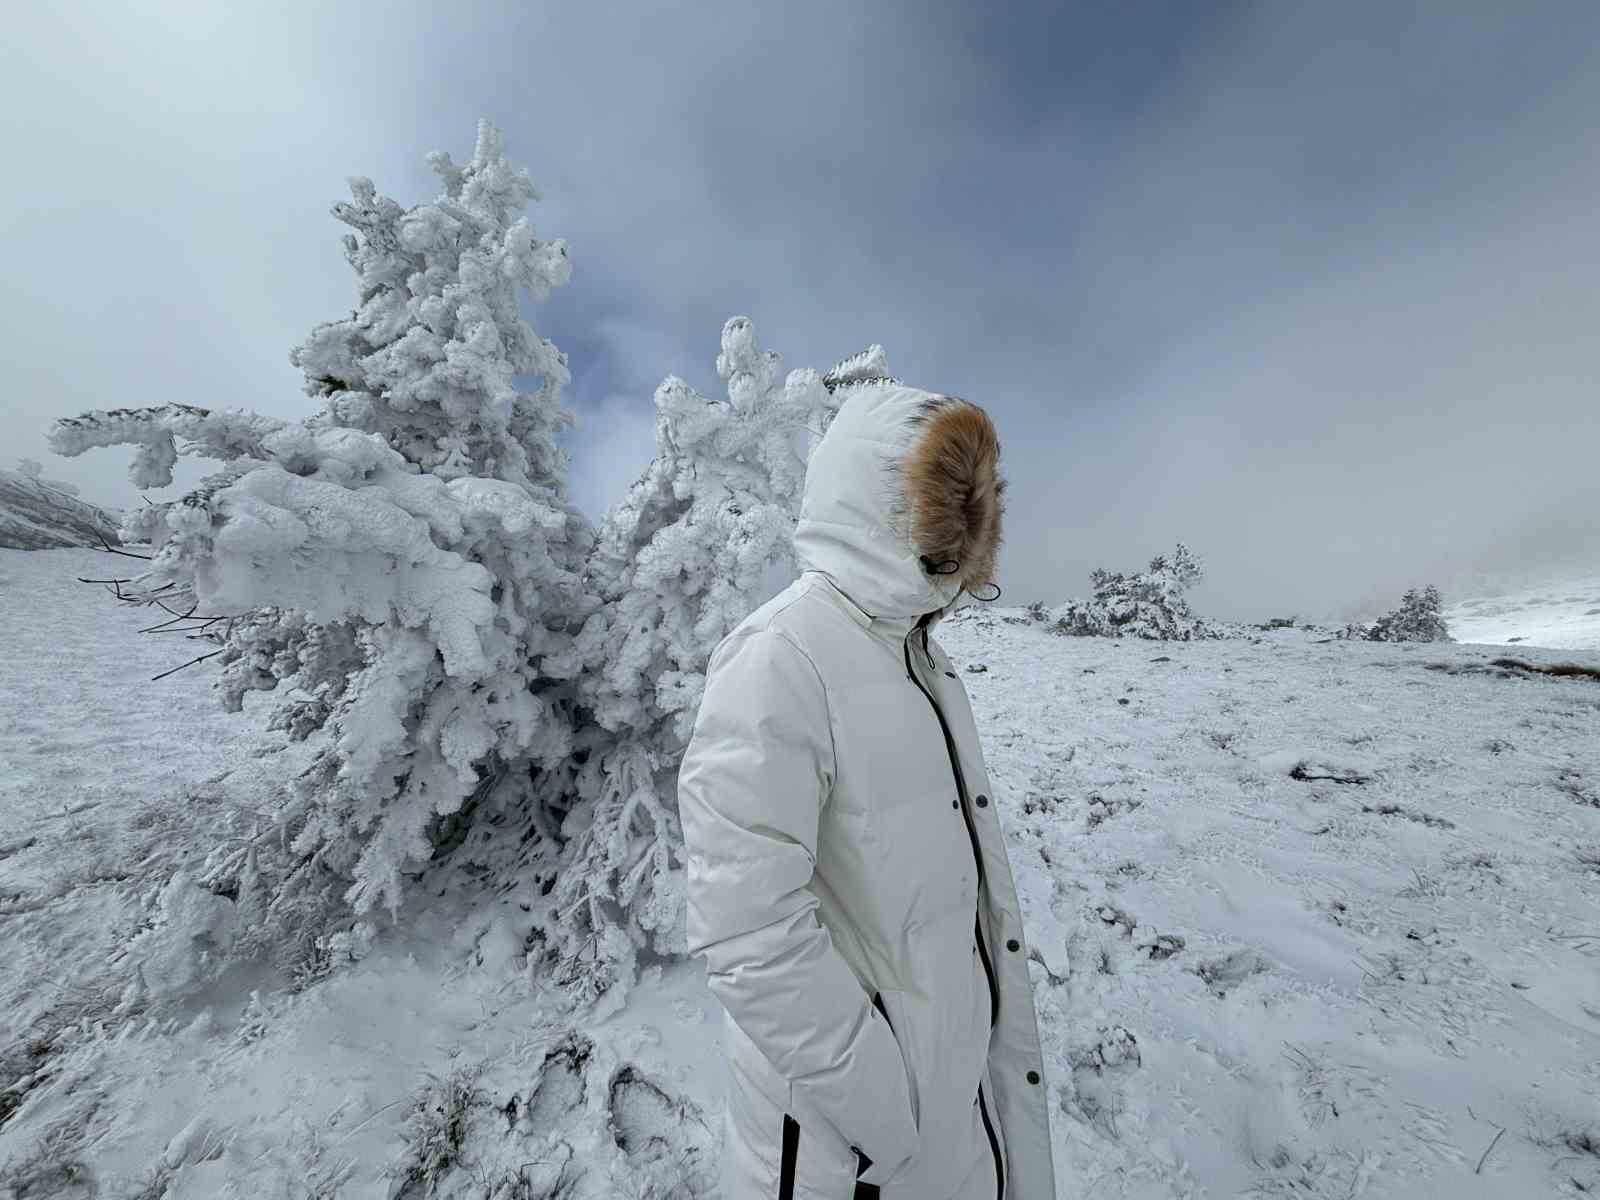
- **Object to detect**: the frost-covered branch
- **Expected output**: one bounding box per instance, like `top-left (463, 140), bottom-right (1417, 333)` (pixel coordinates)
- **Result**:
top-left (50, 404), bottom-right (288, 489)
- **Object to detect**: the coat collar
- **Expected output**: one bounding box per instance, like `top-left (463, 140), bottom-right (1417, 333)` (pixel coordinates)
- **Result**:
top-left (803, 570), bottom-right (927, 647)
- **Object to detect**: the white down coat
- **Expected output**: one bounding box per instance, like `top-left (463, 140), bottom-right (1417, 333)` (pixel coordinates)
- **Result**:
top-left (679, 384), bottom-right (1056, 1199)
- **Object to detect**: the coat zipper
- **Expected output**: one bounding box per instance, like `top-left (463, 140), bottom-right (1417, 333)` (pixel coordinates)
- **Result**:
top-left (903, 630), bottom-right (1000, 1029)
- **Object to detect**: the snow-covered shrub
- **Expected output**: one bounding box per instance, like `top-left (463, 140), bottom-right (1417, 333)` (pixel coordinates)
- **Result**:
top-left (391, 1064), bottom-right (485, 1197)
top-left (1051, 543), bottom-right (1211, 640)
top-left (1343, 586), bottom-right (1452, 643)
top-left (531, 318), bottom-right (833, 999)
top-left (1369, 585), bottom-right (1452, 643)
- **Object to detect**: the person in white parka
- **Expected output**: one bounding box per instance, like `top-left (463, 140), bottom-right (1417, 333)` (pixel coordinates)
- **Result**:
top-left (678, 382), bottom-right (1057, 1200)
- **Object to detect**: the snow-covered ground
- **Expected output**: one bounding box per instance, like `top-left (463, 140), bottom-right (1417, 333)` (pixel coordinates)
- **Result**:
top-left (1445, 574), bottom-right (1600, 653)
top-left (941, 606), bottom-right (1599, 1198)
top-left (3, 549), bottom-right (1597, 1198)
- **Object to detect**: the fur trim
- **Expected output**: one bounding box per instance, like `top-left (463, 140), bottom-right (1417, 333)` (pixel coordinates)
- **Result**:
top-left (901, 397), bottom-right (1005, 594)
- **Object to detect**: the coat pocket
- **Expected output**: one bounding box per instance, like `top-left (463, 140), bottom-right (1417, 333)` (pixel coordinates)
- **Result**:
top-left (871, 989), bottom-right (921, 1134)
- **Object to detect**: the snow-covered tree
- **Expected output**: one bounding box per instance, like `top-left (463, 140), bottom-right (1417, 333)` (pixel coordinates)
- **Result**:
top-left (51, 123), bottom-right (594, 940)
top-left (1051, 543), bottom-right (1210, 640)
top-left (48, 123), bottom-right (863, 1001)
top-left (528, 317), bottom-right (833, 1000)
top-left (1352, 585), bottom-right (1452, 643)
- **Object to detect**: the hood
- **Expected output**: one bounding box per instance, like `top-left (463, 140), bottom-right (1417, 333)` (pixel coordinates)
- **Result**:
top-left (794, 383), bottom-right (1005, 621)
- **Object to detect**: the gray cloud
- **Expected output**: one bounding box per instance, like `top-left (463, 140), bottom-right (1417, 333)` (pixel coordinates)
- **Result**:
top-left (4, 1), bottom-right (1596, 622)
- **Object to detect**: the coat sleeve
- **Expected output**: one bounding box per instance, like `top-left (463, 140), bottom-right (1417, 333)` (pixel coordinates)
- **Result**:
top-left (678, 627), bottom-right (919, 1184)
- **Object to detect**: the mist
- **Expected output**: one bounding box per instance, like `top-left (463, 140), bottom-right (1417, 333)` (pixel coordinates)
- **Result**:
top-left (3, 1), bottom-right (1596, 623)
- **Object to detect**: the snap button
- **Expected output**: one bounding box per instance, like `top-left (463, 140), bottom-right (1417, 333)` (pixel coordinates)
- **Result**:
top-left (976, 795), bottom-right (989, 808)
top-left (1026, 1070), bottom-right (1041, 1085)
top-left (952, 799), bottom-right (959, 809)
top-left (1006, 938), bottom-right (1020, 952)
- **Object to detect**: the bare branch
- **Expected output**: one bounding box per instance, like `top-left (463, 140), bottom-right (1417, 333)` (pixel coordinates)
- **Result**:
top-left (1475, 1126), bottom-right (1506, 1175)
top-left (94, 530), bottom-right (151, 560)
top-left (139, 602), bottom-right (200, 634)
top-left (151, 649), bottom-right (224, 682)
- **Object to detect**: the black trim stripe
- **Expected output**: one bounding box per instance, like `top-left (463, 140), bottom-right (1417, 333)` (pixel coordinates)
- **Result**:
top-left (903, 630), bottom-right (1000, 1029)
top-left (778, 1113), bottom-right (799, 1200)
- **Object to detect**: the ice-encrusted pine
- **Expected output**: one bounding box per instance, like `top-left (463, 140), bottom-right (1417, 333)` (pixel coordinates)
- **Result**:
top-left (533, 317), bottom-right (833, 1000)
top-left (1364, 585), bottom-right (1452, 643)
top-left (49, 123), bottom-right (595, 936)
top-left (1052, 543), bottom-right (1211, 640)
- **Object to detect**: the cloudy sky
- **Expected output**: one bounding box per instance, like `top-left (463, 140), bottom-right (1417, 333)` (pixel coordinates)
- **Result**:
top-left (4, 1), bottom-right (1597, 620)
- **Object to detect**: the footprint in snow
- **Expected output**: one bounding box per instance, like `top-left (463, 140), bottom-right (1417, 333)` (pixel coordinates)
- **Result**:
top-left (1086, 793), bottom-right (1141, 829)
top-left (1133, 925), bottom-right (1185, 961)
top-left (1067, 1027), bottom-right (1141, 1141)
top-left (609, 1064), bottom-right (714, 1194)
top-left (1193, 949), bottom-right (1271, 998)
top-left (517, 1033), bottom-right (591, 1137)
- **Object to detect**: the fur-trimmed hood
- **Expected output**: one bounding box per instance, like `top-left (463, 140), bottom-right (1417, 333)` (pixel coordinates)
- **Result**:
top-left (794, 383), bottom-right (1005, 621)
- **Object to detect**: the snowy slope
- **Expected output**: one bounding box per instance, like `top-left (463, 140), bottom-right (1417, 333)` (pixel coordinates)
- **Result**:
top-left (2, 552), bottom-right (1597, 1198)
top-left (0, 469), bottom-right (122, 551)
top-left (0, 550), bottom-right (725, 1200)
top-left (1445, 574), bottom-right (1600, 652)
top-left (941, 608), bottom-right (1600, 1198)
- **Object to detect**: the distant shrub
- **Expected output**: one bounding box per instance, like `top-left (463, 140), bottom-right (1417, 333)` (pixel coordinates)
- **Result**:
top-left (1050, 544), bottom-right (1210, 640)
top-left (1345, 586), bottom-right (1452, 643)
